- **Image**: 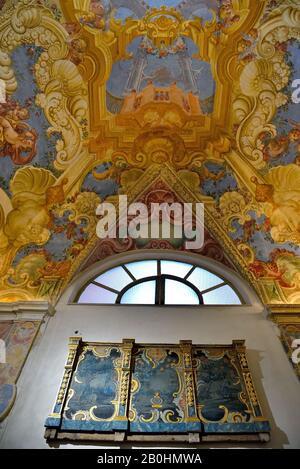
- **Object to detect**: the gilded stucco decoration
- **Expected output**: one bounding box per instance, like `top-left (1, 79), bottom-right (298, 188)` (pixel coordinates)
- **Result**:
top-left (0, 0), bottom-right (299, 312)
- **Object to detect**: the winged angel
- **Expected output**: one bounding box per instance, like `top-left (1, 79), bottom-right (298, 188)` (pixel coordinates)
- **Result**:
top-left (0, 100), bottom-right (37, 165)
top-left (252, 164), bottom-right (300, 245)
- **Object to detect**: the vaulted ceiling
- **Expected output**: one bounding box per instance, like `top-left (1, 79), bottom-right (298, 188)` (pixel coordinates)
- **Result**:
top-left (0, 0), bottom-right (300, 306)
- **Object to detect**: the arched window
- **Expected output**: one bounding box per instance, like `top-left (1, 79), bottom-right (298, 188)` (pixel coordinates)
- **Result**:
top-left (75, 260), bottom-right (242, 305)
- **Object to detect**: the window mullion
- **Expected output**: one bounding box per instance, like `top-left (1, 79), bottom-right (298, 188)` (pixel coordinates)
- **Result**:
top-left (161, 276), bottom-right (165, 305)
top-left (201, 282), bottom-right (226, 295)
top-left (155, 278), bottom-right (160, 305)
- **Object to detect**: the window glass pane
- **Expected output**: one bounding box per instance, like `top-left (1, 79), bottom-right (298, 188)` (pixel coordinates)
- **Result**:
top-left (78, 284), bottom-right (118, 304)
top-left (202, 285), bottom-right (241, 305)
top-left (120, 280), bottom-right (156, 304)
top-left (164, 279), bottom-right (200, 305)
top-left (77, 261), bottom-right (243, 305)
top-left (95, 266), bottom-right (131, 290)
top-left (125, 260), bottom-right (157, 279)
top-left (187, 267), bottom-right (223, 292)
top-left (161, 260), bottom-right (192, 278)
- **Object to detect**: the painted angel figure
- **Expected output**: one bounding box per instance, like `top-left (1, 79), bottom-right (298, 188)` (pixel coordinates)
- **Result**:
top-left (252, 164), bottom-right (300, 244)
top-left (0, 99), bottom-right (37, 165)
top-left (79, 0), bottom-right (111, 30)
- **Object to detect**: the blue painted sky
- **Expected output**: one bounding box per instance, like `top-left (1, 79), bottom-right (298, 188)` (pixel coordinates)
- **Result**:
top-left (82, 163), bottom-right (119, 199)
top-left (144, 0), bottom-right (181, 7)
top-left (273, 41), bottom-right (300, 128)
top-left (113, 1), bottom-right (215, 22)
top-left (107, 37), bottom-right (215, 106)
top-left (268, 40), bottom-right (300, 169)
top-left (201, 162), bottom-right (238, 201)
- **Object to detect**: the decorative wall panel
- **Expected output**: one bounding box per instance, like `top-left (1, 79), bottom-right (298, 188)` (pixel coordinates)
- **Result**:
top-left (269, 306), bottom-right (300, 381)
top-left (280, 324), bottom-right (300, 381)
top-left (0, 320), bottom-right (41, 421)
top-left (45, 337), bottom-right (270, 443)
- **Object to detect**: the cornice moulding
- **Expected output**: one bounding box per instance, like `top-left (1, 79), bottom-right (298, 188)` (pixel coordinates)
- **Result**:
top-left (267, 304), bottom-right (300, 324)
top-left (0, 302), bottom-right (55, 321)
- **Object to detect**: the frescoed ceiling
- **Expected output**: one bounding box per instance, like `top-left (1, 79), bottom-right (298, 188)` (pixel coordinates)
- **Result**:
top-left (0, 0), bottom-right (300, 307)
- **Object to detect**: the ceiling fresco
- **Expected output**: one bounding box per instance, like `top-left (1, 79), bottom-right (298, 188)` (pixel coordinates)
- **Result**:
top-left (0, 0), bottom-right (300, 306)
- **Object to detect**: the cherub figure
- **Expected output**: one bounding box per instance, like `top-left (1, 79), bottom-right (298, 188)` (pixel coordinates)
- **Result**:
top-left (219, 0), bottom-right (240, 28)
top-left (0, 99), bottom-right (37, 165)
top-left (79, 0), bottom-right (110, 30)
top-left (288, 119), bottom-right (300, 164)
top-left (252, 164), bottom-right (300, 244)
top-left (258, 127), bottom-right (291, 161)
top-left (238, 29), bottom-right (258, 62)
top-left (63, 22), bottom-right (87, 65)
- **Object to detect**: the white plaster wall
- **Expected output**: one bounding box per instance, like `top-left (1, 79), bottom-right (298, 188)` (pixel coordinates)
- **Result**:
top-left (1, 301), bottom-right (300, 449)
